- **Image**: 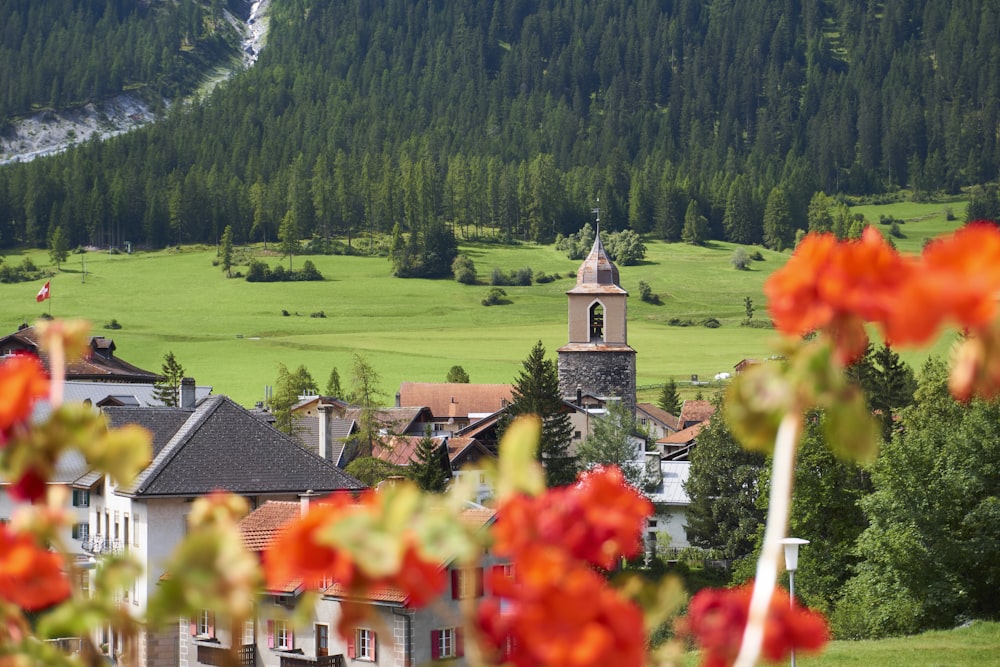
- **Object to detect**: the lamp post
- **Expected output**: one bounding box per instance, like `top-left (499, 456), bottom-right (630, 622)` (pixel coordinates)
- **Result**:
top-left (780, 537), bottom-right (809, 667)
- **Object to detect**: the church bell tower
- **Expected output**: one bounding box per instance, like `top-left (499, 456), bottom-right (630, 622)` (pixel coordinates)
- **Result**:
top-left (557, 217), bottom-right (637, 410)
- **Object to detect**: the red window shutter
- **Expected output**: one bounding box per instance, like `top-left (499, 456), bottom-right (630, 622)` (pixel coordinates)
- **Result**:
top-left (431, 630), bottom-right (441, 660)
top-left (475, 567), bottom-right (484, 597)
top-left (267, 621), bottom-right (274, 649)
top-left (347, 633), bottom-right (356, 659)
top-left (208, 613), bottom-right (215, 639)
top-left (371, 632), bottom-right (376, 662)
top-left (189, 619), bottom-right (197, 637)
top-left (288, 628), bottom-right (294, 650)
top-left (455, 628), bottom-right (465, 658)
top-left (450, 569), bottom-right (460, 599)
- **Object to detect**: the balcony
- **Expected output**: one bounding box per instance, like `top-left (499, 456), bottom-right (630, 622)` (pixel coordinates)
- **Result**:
top-left (80, 535), bottom-right (126, 556)
top-left (280, 654), bottom-right (343, 667)
top-left (197, 644), bottom-right (256, 667)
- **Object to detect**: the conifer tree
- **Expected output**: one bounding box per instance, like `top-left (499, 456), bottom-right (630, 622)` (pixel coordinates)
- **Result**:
top-left (409, 427), bottom-right (449, 492)
top-left (502, 341), bottom-right (577, 487)
top-left (48, 226), bottom-right (69, 269)
top-left (326, 367), bottom-right (343, 398)
top-left (153, 351), bottom-right (185, 407)
top-left (269, 363), bottom-right (318, 435)
top-left (219, 224), bottom-right (234, 277)
top-left (658, 378), bottom-right (681, 415)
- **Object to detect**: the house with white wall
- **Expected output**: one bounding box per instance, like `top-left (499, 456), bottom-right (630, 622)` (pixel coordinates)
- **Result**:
top-left (180, 500), bottom-right (501, 667)
top-left (74, 395), bottom-right (364, 667)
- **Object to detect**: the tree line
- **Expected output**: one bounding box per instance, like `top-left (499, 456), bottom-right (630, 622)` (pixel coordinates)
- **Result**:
top-left (1, 0), bottom-right (998, 254)
top-left (0, 0), bottom-right (238, 121)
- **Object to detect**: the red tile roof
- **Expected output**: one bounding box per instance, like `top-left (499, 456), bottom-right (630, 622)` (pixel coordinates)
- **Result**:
top-left (239, 500), bottom-right (300, 551)
top-left (398, 383), bottom-right (513, 420)
top-left (658, 422), bottom-right (706, 445)
top-left (679, 400), bottom-right (716, 426)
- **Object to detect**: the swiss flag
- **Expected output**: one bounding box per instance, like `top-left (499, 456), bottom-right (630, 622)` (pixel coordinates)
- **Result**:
top-left (36, 281), bottom-right (50, 303)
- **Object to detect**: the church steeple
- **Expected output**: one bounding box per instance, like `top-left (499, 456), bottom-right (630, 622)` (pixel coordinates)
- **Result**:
top-left (557, 217), bottom-right (637, 410)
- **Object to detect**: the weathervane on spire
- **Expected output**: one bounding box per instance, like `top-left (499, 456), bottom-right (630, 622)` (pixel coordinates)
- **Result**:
top-left (592, 197), bottom-right (601, 235)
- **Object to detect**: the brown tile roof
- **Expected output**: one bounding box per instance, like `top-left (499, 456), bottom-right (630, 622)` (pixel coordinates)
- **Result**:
top-left (636, 403), bottom-right (680, 431)
top-left (679, 400), bottom-right (716, 426)
top-left (239, 500), bottom-right (301, 552)
top-left (345, 406), bottom-right (431, 434)
top-left (1, 326), bottom-right (160, 382)
top-left (371, 435), bottom-right (445, 466)
top-left (658, 422), bottom-right (706, 445)
top-left (398, 383), bottom-right (514, 420)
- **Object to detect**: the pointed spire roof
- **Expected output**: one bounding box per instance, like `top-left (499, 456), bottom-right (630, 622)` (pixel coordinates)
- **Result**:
top-left (569, 227), bottom-right (627, 294)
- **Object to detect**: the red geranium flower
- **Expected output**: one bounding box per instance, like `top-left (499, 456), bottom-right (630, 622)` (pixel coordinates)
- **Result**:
top-left (0, 524), bottom-right (71, 611)
top-left (0, 354), bottom-right (48, 439)
top-left (492, 466), bottom-right (652, 570)
top-left (680, 584), bottom-right (828, 667)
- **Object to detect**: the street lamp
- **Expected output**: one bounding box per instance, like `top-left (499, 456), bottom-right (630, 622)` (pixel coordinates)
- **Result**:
top-left (780, 537), bottom-right (809, 667)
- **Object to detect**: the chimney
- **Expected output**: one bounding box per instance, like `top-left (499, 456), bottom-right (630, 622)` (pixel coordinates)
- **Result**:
top-left (300, 490), bottom-right (316, 516)
top-left (180, 377), bottom-right (196, 408)
top-left (318, 405), bottom-right (331, 460)
top-left (576, 385), bottom-right (583, 406)
top-left (395, 391), bottom-right (401, 408)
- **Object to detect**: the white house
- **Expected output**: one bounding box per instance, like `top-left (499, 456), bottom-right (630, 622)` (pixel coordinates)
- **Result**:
top-left (644, 460), bottom-right (692, 553)
top-left (75, 395), bottom-right (364, 667)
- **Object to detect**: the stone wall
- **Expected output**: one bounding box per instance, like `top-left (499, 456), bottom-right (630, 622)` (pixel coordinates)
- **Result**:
top-left (558, 349), bottom-right (636, 411)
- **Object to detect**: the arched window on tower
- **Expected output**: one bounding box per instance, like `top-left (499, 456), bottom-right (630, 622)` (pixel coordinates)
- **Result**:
top-left (589, 302), bottom-right (605, 342)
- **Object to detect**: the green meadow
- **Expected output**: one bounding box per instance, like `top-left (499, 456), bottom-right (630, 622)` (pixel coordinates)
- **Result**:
top-left (679, 620), bottom-right (1000, 666)
top-left (0, 201), bottom-right (966, 407)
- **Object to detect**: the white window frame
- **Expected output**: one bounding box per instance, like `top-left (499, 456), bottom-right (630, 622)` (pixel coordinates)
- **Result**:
top-left (357, 628), bottom-right (375, 661)
top-left (196, 610), bottom-right (212, 637)
top-left (437, 628), bottom-right (456, 659)
top-left (72, 489), bottom-right (90, 507)
top-left (275, 620), bottom-right (292, 651)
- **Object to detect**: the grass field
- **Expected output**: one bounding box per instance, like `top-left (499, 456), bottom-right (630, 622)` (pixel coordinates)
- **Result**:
top-left (679, 620), bottom-right (1000, 666)
top-left (0, 200), bottom-right (966, 407)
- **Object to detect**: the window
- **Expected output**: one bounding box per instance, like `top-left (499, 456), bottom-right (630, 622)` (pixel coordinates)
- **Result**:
top-left (191, 610), bottom-right (214, 638)
top-left (574, 430), bottom-right (582, 440)
top-left (315, 624), bottom-right (329, 657)
top-left (72, 522), bottom-right (90, 540)
top-left (451, 567), bottom-right (484, 599)
top-left (267, 620), bottom-right (294, 651)
top-left (348, 628), bottom-right (376, 661)
top-left (72, 489), bottom-right (90, 507)
top-left (431, 628), bottom-right (465, 660)
top-left (132, 513), bottom-right (139, 547)
top-left (589, 302), bottom-right (605, 341)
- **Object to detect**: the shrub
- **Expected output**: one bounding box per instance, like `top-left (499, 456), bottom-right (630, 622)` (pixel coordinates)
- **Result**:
top-left (535, 271), bottom-right (556, 284)
top-left (310, 311), bottom-right (326, 318)
top-left (298, 260), bottom-right (323, 281)
top-left (452, 254), bottom-right (477, 285)
top-left (749, 250), bottom-right (765, 261)
top-left (246, 260), bottom-right (270, 282)
top-left (103, 319), bottom-right (122, 330)
top-left (730, 247), bottom-right (751, 271)
top-left (638, 280), bottom-right (661, 304)
top-left (702, 318), bottom-right (721, 328)
top-left (481, 287), bottom-right (508, 306)
top-left (514, 267), bottom-right (533, 286)
top-left (281, 310), bottom-right (290, 317)
top-left (667, 318), bottom-right (695, 327)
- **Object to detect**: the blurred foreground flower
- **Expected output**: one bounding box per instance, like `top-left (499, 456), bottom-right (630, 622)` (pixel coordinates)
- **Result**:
top-left (680, 584), bottom-right (828, 667)
top-left (0, 523), bottom-right (71, 611)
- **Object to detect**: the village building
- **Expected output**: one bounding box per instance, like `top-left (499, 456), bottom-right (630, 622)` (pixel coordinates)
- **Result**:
top-left (180, 499), bottom-right (502, 667)
top-left (73, 395), bottom-right (363, 667)
top-left (557, 230), bottom-right (637, 413)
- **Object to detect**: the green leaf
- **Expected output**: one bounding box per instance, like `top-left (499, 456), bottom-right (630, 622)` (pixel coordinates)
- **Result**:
top-left (496, 414), bottom-right (545, 499)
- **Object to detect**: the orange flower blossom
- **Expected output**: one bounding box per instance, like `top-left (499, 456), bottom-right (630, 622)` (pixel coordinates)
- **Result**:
top-left (476, 544), bottom-right (645, 667)
top-left (679, 584), bottom-right (829, 667)
top-left (766, 223), bottom-right (1000, 363)
top-left (263, 491), bottom-right (445, 619)
top-left (0, 353), bottom-right (49, 443)
top-left (0, 523), bottom-right (71, 611)
top-left (491, 465), bottom-right (653, 570)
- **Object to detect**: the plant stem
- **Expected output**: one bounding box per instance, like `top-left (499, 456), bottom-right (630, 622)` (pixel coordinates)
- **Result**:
top-left (733, 410), bottom-right (802, 667)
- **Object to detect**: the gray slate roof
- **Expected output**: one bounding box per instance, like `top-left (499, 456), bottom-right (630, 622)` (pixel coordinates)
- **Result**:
top-left (104, 395), bottom-right (365, 497)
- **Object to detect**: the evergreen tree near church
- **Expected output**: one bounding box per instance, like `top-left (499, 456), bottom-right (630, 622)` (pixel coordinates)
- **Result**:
top-left (501, 341), bottom-right (577, 487)
top-left (658, 378), bottom-right (681, 416)
top-left (409, 426), bottom-right (449, 492)
top-left (153, 351), bottom-right (185, 407)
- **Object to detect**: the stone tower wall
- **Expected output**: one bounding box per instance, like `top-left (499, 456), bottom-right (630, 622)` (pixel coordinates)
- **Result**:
top-left (558, 349), bottom-right (636, 411)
